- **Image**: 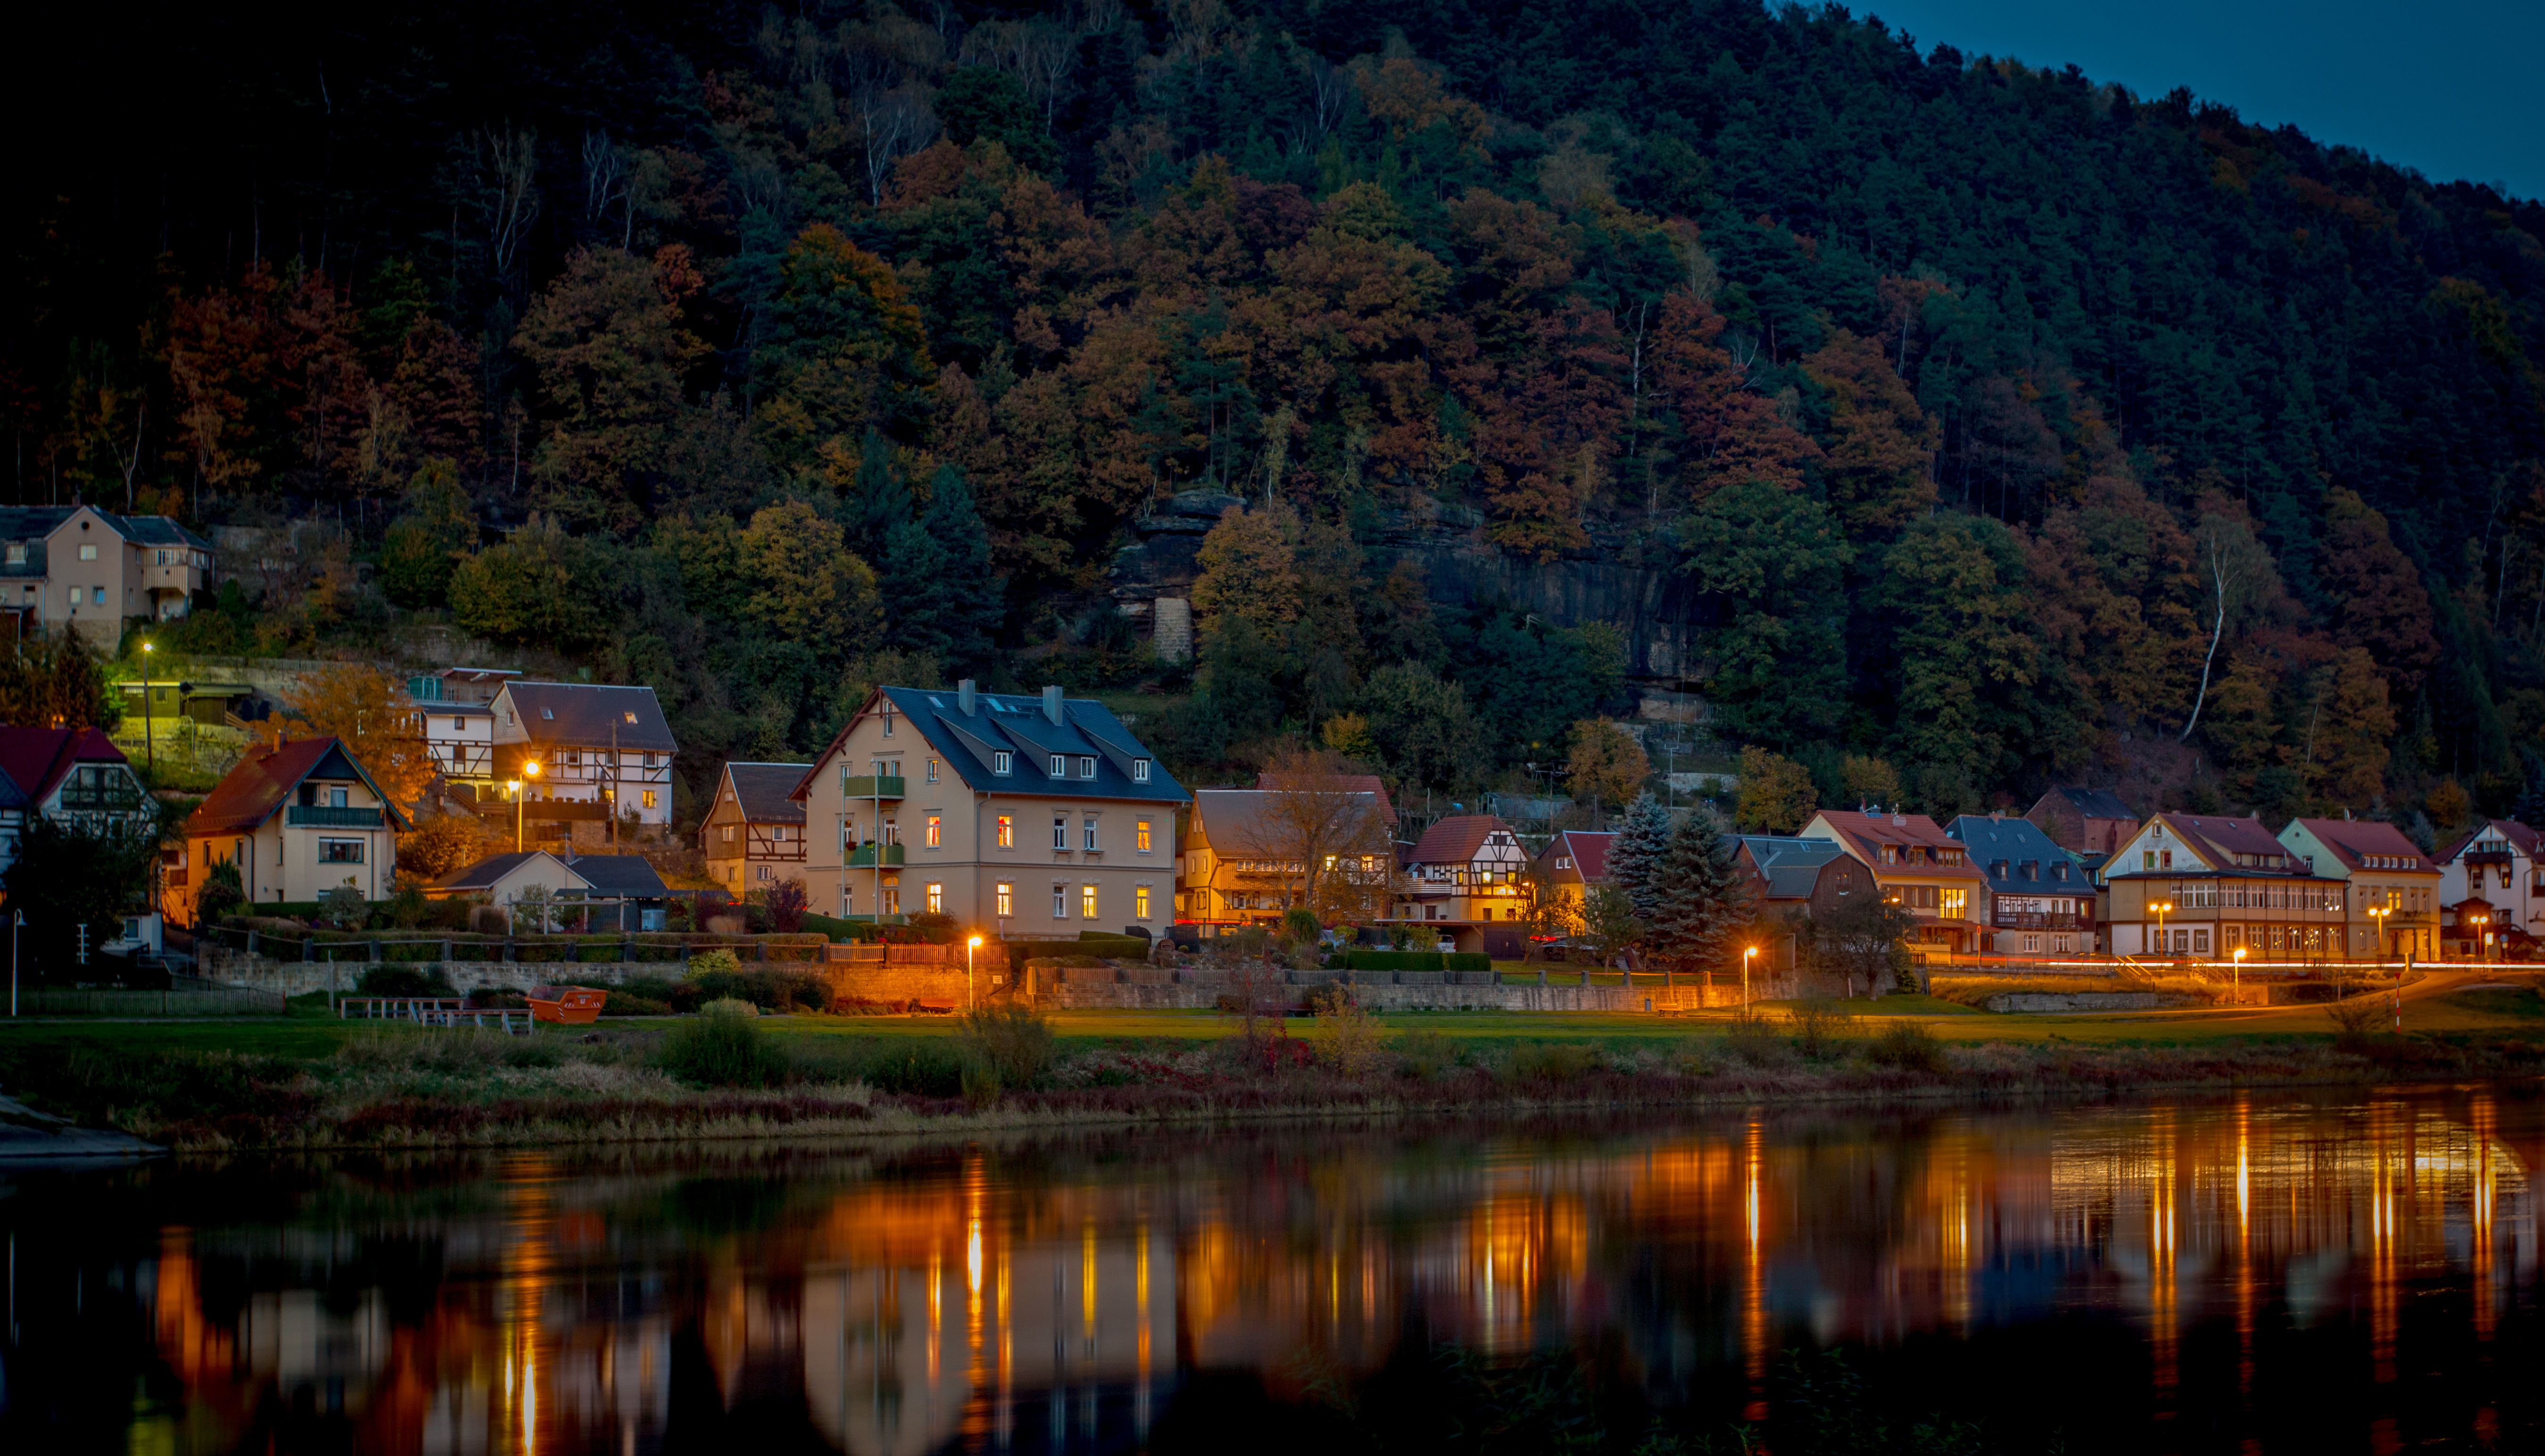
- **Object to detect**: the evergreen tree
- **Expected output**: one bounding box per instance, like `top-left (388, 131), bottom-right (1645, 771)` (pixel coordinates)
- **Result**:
top-left (1645, 800), bottom-right (1754, 972)
top-left (848, 429), bottom-right (909, 561)
top-left (882, 465), bottom-right (1005, 669)
top-left (1607, 792), bottom-right (1673, 928)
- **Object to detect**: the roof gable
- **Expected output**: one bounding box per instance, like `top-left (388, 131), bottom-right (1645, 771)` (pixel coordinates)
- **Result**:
top-left (496, 682), bottom-right (678, 751)
top-left (801, 686), bottom-right (1188, 805)
top-left (2286, 817), bottom-right (2436, 875)
top-left (722, 763), bottom-right (811, 824)
top-left (186, 736), bottom-right (412, 836)
top-left (1407, 815), bottom-right (1519, 866)
top-left (0, 726), bottom-right (128, 807)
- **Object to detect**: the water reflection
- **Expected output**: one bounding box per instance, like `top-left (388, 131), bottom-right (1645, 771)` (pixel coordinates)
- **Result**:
top-left (5, 1086), bottom-right (2541, 1452)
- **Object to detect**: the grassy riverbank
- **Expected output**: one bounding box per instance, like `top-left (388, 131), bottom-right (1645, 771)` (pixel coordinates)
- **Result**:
top-left (5, 985), bottom-right (2545, 1152)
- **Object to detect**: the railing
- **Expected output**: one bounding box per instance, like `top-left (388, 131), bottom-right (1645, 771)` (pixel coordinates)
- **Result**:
top-left (286, 805), bottom-right (386, 827)
top-left (58, 789), bottom-right (146, 811)
top-left (15, 987), bottom-right (286, 1016)
top-left (1993, 911), bottom-right (2082, 930)
top-left (841, 775), bottom-right (906, 799)
top-left (847, 843), bottom-right (905, 866)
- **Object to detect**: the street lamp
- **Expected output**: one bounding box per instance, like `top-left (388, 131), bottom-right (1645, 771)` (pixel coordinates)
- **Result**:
top-left (139, 641), bottom-right (155, 775)
top-left (2369, 904), bottom-right (2392, 963)
top-left (968, 934), bottom-right (984, 1010)
top-left (2152, 900), bottom-right (2174, 958)
top-left (1743, 944), bottom-right (1758, 1010)
top-left (2469, 910), bottom-right (2489, 964)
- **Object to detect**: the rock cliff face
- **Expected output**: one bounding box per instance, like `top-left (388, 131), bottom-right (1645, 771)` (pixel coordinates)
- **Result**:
top-left (1107, 492), bottom-right (1719, 685)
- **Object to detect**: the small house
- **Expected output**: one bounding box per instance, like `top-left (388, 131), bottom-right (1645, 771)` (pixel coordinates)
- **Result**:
top-left (180, 737), bottom-right (410, 920)
top-left (1947, 814), bottom-right (2096, 955)
top-left (703, 762), bottom-right (812, 892)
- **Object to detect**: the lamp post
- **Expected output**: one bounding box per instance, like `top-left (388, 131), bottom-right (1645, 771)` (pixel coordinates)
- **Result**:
top-left (2370, 904), bottom-right (2393, 964)
top-left (139, 641), bottom-right (155, 775)
top-left (2152, 899), bottom-right (2174, 958)
top-left (519, 760), bottom-right (541, 853)
top-left (2470, 910), bottom-right (2489, 964)
top-left (508, 779), bottom-right (524, 853)
top-left (968, 934), bottom-right (984, 1010)
top-left (1743, 944), bottom-right (1757, 1010)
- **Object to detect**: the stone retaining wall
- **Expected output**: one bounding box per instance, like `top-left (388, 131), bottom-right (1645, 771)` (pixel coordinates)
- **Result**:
top-left (201, 948), bottom-right (827, 999)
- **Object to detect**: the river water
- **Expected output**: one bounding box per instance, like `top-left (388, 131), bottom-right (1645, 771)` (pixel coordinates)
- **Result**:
top-left (1, 1086), bottom-right (2539, 1454)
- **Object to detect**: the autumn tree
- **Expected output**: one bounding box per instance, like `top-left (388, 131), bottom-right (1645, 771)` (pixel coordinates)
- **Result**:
top-left (1257, 745), bottom-right (1393, 921)
top-left (2309, 648), bottom-right (2396, 806)
top-left (1567, 719), bottom-right (1649, 817)
top-left (513, 246), bottom-right (708, 530)
top-left (1800, 328), bottom-right (1937, 533)
top-left (0, 634), bottom-right (117, 731)
top-left (378, 458), bottom-right (479, 608)
top-left (1841, 755), bottom-right (1903, 813)
top-left (1192, 502), bottom-right (1301, 635)
top-left (754, 225), bottom-right (930, 483)
top-left (449, 515), bottom-right (619, 651)
top-left (398, 812), bottom-right (493, 881)
top-left (284, 663), bottom-right (435, 809)
top-left (2318, 488), bottom-right (2440, 699)
top-left (1734, 746), bottom-right (1815, 833)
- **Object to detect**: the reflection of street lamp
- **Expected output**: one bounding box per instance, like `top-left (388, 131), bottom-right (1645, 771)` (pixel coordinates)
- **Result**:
top-left (1743, 944), bottom-right (1758, 1009)
top-left (2233, 945), bottom-right (2246, 1006)
top-left (968, 934), bottom-right (984, 1010)
top-left (2152, 899), bottom-right (2175, 957)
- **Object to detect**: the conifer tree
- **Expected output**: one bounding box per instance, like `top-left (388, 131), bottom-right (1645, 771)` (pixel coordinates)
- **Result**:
top-left (1607, 792), bottom-right (1673, 928)
top-left (1646, 800), bottom-right (1755, 972)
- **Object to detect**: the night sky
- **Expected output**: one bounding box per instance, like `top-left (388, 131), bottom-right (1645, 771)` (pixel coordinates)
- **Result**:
top-left (1865, 0), bottom-right (2544, 200)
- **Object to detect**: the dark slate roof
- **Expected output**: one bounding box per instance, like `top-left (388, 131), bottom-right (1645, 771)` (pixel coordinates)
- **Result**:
top-left (0, 727), bottom-right (129, 809)
top-left (2056, 786), bottom-right (2138, 821)
top-left (802, 687), bottom-right (1188, 805)
top-left (1947, 815), bottom-right (2091, 894)
top-left (186, 737), bottom-right (412, 836)
top-left (562, 854), bottom-right (672, 896)
top-left (0, 505), bottom-right (214, 551)
top-left (500, 682), bottom-right (678, 752)
top-left (722, 763), bottom-right (809, 825)
top-left (433, 851), bottom-right (563, 891)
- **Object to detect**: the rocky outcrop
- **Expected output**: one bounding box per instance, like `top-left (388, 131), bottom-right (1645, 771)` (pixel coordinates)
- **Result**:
top-left (1107, 492), bottom-right (1719, 683)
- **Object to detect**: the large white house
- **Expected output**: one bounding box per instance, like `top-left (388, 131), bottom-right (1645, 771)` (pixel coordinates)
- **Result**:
top-left (0, 726), bottom-right (150, 874)
top-left (2436, 820), bottom-right (2545, 954)
top-left (793, 681), bottom-right (1188, 934)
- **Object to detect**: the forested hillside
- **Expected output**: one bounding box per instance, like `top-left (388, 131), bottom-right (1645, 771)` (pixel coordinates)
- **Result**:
top-left (8, 0), bottom-right (2543, 826)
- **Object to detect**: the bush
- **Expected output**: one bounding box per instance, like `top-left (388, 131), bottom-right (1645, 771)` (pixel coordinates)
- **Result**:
top-left (1072, 932), bottom-right (1152, 960)
top-left (1788, 998), bottom-right (1858, 1060)
top-left (1862, 1020), bottom-right (1947, 1073)
top-left (961, 1004), bottom-right (1056, 1091)
top-left (1725, 1009), bottom-right (1794, 1067)
top-left (1506, 1042), bottom-right (1602, 1084)
top-left (1394, 1029), bottom-right (1460, 1081)
top-left (1340, 950), bottom-right (1445, 973)
top-left (1446, 952), bottom-right (1492, 974)
top-left (354, 965), bottom-right (458, 998)
top-left (763, 878), bottom-right (809, 933)
top-left (792, 1038), bottom-right (969, 1095)
top-left (687, 948), bottom-right (743, 979)
top-left (659, 1001), bottom-right (787, 1086)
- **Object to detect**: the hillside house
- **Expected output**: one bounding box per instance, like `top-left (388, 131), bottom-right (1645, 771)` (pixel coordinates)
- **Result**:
top-left (704, 762), bottom-right (812, 891)
top-left (2277, 817), bottom-right (2441, 961)
top-left (794, 681), bottom-right (1187, 935)
top-left (178, 737), bottom-right (409, 920)
top-left (0, 505), bottom-right (214, 646)
top-left (1181, 780), bottom-right (1394, 927)
top-left (427, 850), bottom-right (673, 932)
top-left (0, 726), bottom-right (149, 877)
top-left (2026, 786), bottom-right (2139, 857)
top-left (2104, 813), bottom-right (2348, 960)
top-left (1948, 814), bottom-right (2096, 955)
top-left (488, 682), bottom-right (679, 836)
top-left (406, 668), bottom-right (519, 798)
top-left (1532, 830), bottom-right (1617, 925)
top-left (1396, 815), bottom-right (1533, 924)
top-left (1736, 835), bottom-right (1869, 922)
top-left (2435, 821), bottom-right (2545, 957)
top-left (1799, 810), bottom-right (1987, 955)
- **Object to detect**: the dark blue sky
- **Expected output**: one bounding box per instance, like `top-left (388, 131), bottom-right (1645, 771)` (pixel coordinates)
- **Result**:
top-left (1862, 0), bottom-right (2543, 200)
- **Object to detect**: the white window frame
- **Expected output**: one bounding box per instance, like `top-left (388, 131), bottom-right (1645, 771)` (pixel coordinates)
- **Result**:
top-left (1052, 882), bottom-right (1068, 918)
top-left (1078, 756), bottom-right (1096, 778)
top-left (1132, 758), bottom-right (1151, 782)
top-left (996, 882), bottom-right (1014, 917)
top-left (993, 751), bottom-right (1013, 775)
top-left (1049, 754), bottom-right (1065, 777)
top-left (1084, 816), bottom-right (1099, 850)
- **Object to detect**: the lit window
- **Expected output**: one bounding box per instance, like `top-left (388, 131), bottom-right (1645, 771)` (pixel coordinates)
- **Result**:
top-left (1084, 816), bottom-right (1099, 850)
top-left (996, 882), bottom-right (1013, 917)
top-left (1050, 754), bottom-right (1065, 777)
top-left (926, 882), bottom-right (944, 914)
top-left (642, 790), bottom-right (658, 809)
top-left (926, 758), bottom-right (939, 782)
top-left (1052, 882), bottom-right (1068, 917)
top-left (318, 838), bottom-right (363, 864)
top-left (1135, 884), bottom-right (1152, 920)
top-left (997, 815), bottom-right (1014, 849)
top-left (882, 887), bottom-right (900, 914)
top-left (1137, 819), bottom-right (1153, 853)
top-left (1133, 759), bottom-right (1151, 782)
top-left (1081, 883), bottom-right (1098, 920)
top-left (926, 814), bottom-right (942, 848)
top-left (993, 751), bottom-right (1012, 775)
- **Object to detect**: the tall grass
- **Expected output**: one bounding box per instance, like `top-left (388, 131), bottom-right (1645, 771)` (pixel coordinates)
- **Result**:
top-left (659, 1002), bottom-right (790, 1087)
top-left (959, 1004), bottom-right (1057, 1098)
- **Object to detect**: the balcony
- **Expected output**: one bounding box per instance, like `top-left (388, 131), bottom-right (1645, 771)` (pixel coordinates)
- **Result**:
top-left (847, 842), bottom-right (905, 867)
top-left (1994, 910), bottom-right (2082, 930)
top-left (287, 805), bottom-right (386, 828)
top-left (58, 788), bottom-right (146, 812)
top-left (841, 775), bottom-right (905, 799)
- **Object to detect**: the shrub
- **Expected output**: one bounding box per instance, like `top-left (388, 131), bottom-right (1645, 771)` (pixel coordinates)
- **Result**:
top-left (354, 965), bottom-right (458, 998)
top-left (793, 1038), bottom-right (969, 1095)
top-left (469, 904), bottom-right (510, 934)
top-left (764, 878), bottom-right (809, 933)
top-left (2327, 993), bottom-right (2391, 1045)
top-left (961, 1004), bottom-right (1056, 1091)
top-left (1862, 1020), bottom-right (1947, 1073)
top-left (197, 857), bottom-right (246, 922)
top-left (659, 1001), bottom-right (787, 1087)
top-left (1725, 1009), bottom-right (1794, 1067)
top-left (1394, 1029), bottom-right (1460, 1081)
top-left (687, 948), bottom-right (743, 979)
top-left (1788, 998), bottom-right (1858, 1060)
top-left (1506, 1042), bottom-right (1602, 1085)
top-left (1446, 952), bottom-right (1492, 974)
top-left (1310, 984), bottom-right (1386, 1078)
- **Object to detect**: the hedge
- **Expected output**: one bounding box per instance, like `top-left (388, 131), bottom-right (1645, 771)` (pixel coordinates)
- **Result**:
top-left (1336, 950), bottom-right (1492, 974)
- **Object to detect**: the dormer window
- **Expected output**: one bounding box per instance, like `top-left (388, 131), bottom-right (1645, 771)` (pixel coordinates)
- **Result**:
top-left (1078, 756), bottom-right (1096, 778)
top-left (1049, 754), bottom-right (1065, 777)
top-left (1132, 759), bottom-right (1151, 782)
top-left (541, 707), bottom-right (554, 720)
top-left (993, 751), bottom-right (1013, 775)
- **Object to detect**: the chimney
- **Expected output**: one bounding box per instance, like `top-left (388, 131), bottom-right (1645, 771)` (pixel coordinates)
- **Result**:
top-left (1042, 684), bottom-right (1063, 724)
top-left (959, 678), bottom-right (977, 716)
